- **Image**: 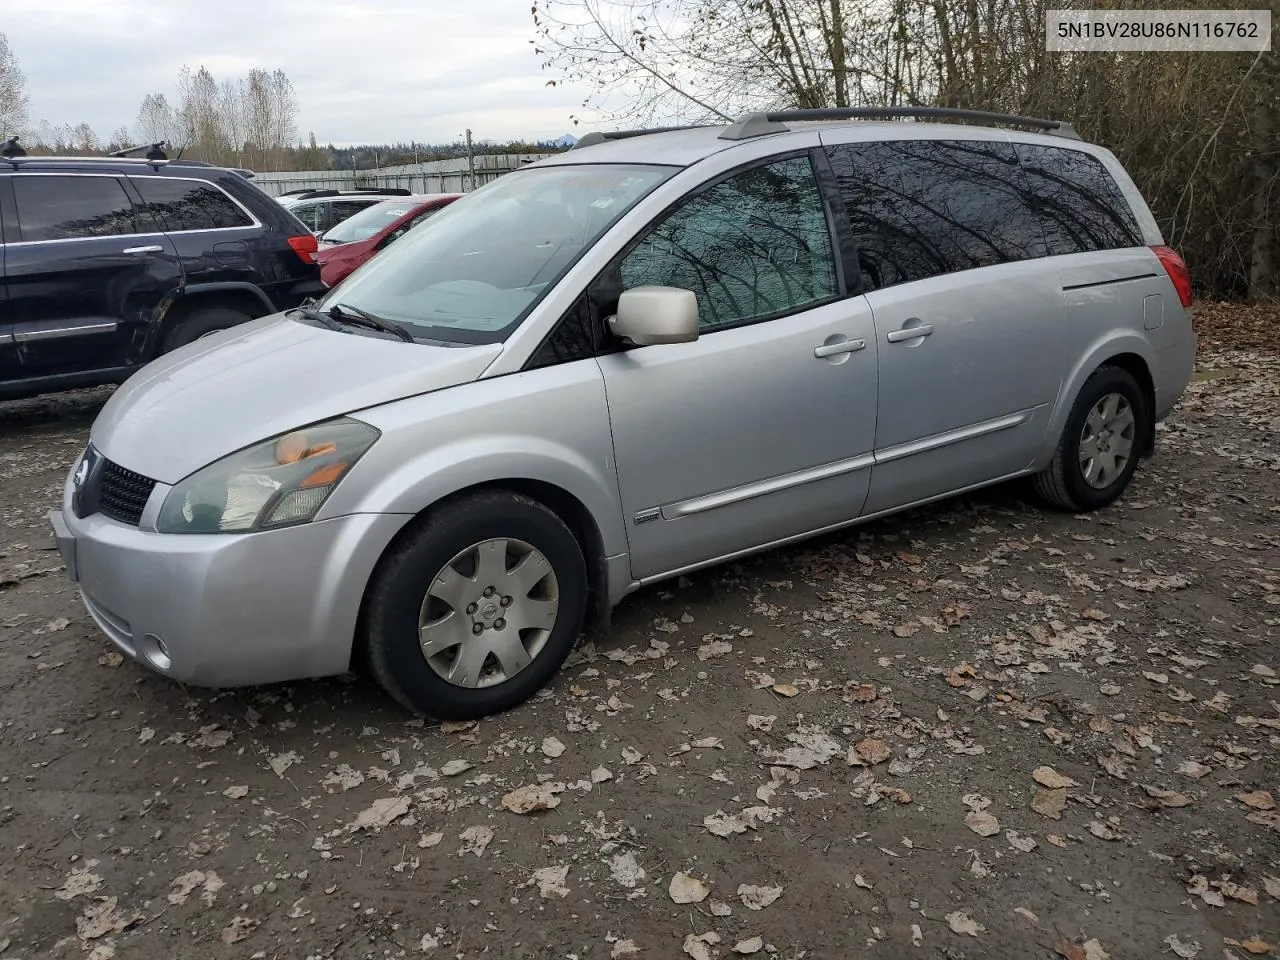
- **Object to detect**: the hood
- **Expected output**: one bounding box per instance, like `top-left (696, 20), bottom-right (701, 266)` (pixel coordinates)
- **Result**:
top-left (92, 313), bottom-right (502, 483)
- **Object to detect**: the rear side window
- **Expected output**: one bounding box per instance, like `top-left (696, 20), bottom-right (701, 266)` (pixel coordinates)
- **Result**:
top-left (133, 178), bottom-right (253, 232)
top-left (824, 140), bottom-right (1046, 290)
top-left (1014, 145), bottom-right (1143, 254)
top-left (290, 202), bottom-right (321, 231)
top-left (620, 155), bottom-right (838, 330)
top-left (12, 175), bottom-right (142, 241)
top-left (329, 199), bottom-right (376, 224)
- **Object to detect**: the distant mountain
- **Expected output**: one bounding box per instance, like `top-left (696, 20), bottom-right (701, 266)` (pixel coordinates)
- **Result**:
top-left (547, 133), bottom-right (578, 147)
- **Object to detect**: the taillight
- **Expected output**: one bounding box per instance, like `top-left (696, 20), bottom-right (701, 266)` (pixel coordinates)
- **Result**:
top-left (1151, 245), bottom-right (1192, 308)
top-left (288, 234), bottom-right (319, 264)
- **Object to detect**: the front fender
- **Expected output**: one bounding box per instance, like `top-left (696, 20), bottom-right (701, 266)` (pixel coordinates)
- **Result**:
top-left (317, 363), bottom-right (628, 559)
top-left (1035, 331), bottom-right (1156, 468)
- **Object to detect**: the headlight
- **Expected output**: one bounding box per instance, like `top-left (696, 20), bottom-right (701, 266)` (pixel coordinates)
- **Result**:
top-left (156, 418), bottom-right (379, 534)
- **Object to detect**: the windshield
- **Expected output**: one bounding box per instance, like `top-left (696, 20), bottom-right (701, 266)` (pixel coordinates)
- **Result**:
top-left (317, 164), bottom-right (676, 343)
top-left (322, 199), bottom-right (424, 244)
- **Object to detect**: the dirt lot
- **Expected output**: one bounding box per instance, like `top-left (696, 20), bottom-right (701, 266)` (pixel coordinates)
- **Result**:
top-left (1, 329), bottom-right (1278, 960)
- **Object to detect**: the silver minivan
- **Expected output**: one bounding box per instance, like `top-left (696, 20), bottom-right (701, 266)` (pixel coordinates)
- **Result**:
top-left (49, 108), bottom-right (1196, 719)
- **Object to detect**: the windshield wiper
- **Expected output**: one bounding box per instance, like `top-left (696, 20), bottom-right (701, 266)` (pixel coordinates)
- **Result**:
top-left (288, 305), bottom-right (347, 333)
top-left (330, 303), bottom-right (415, 343)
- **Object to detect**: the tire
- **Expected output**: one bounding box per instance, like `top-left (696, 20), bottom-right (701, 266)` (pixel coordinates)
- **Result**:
top-left (363, 490), bottom-right (588, 719)
top-left (162, 306), bottom-right (254, 352)
top-left (1032, 365), bottom-right (1150, 511)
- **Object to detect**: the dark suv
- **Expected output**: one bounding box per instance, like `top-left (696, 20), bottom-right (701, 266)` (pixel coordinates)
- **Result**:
top-left (0, 156), bottom-right (323, 401)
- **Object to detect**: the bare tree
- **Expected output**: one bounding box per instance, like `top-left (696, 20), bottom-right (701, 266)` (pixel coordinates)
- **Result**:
top-left (136, 93), bottom-right (178, 147)
top-left (70, 122), bottom-right (99, 152)
top-left (268, 69), bottom-right (298, 171)
top-left (0, 32), bottom-right (28, 137)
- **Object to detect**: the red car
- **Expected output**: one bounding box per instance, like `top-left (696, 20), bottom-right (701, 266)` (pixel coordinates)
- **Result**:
top-left (316, 193), bottom-right (462, 287)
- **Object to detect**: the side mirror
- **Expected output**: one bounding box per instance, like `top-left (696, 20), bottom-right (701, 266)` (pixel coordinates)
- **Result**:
top-left (608, 285), bottom-right (699, 346)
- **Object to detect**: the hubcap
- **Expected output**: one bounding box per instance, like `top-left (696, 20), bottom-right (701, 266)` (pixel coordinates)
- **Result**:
top-left (1079, 392), bottom-right (1136, 489)
top-left (418, 538), bottom-right (559, 689)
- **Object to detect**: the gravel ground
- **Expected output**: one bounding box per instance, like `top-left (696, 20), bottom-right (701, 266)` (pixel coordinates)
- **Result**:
top-left (1, 340), bottom-right (1277, 960)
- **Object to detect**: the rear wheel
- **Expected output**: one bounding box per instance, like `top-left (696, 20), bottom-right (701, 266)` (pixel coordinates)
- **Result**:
top-left (363, 491), bottom-right (588, 719)
top-left (162, 306), bottom-right (254, 352)
top-left (1032, 365), bottom-right (1149, 511)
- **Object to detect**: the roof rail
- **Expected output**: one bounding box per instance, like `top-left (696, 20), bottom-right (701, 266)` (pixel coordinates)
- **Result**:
top-left (720, 107), bottom-right (1080, 141)
top-left (572, 125), bottom-right (713, 149)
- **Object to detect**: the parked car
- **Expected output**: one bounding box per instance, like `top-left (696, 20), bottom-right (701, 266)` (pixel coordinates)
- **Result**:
top-left (50, 107), bottom-right (1196, 720)
top-left (1, 155), bottom-right (323, 401)
top-left (317, 194), bottom-right (462, 287)
top-left (277, 188), bottom-right (413, 236)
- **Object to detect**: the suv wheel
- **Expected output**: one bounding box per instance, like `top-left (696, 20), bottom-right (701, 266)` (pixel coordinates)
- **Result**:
top-left (363, 491), bottom-right (588, 719)
top-left (163, 306), bottom-right (254, 352)
top-left (1032, 365), bottom-right (1150, 511)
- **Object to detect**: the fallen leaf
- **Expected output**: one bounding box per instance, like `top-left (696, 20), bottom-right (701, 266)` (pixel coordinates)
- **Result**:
top-left (220, 917), bottom-right (255, 945)
top-left (268, 751), bottom-right (299, 777)
top-left (611, 941), bottom-right (641, 959)
top-left (1031, 787), bottom-right (1067, 820)
top-left (1263, 876), bottom-right (1280, 900)
top-left (847, 682), bottom-right (877, 703)
top-left (528, 865), bottom-right (570, 899)
top-left (1142, 784), bottom-right (1191, 808)
top-left (945, 911), bottom-right (985, 937)
top-left (222, 785), bottom-right (249, 799)
top-left (1055, 941), bottom-right (1086, 960)
top-left (76, 898), bottom-right (137, 940)
top-left (965, 810), bottom-right (1000, 837)
top-left (683, 932), bottom-right (720, 960)
top-left (709, 900), bottom-right (733, 917)
top-left (849, 738), bottom-right (891, 766)
top-left (697, 639), bottom-right (732, 660)
top-left (893, 622), bottom-right (921, 638)
top-left (876, 785), bottom-right (912, 804)
top-left (772, 683), bottom-right (799, 698)
top-left (351, 796), bottom-right (411, 831)
top-left (541, 737), bottom-right (566, 758)
top-left (1236, 790), bottom-right (1275, 811)
top-left (440, 759), bottom-right (472, 776)
top-left (502, 782), bottom-right (563, 814)
top-left (1088, 820), bottom-right (1119, 841)
top-left (421, 932), bottom-right (440, 952)
top-left (737, 883), bottom-right (783, 910)
top-left (1163, 934), bottom-right (1201, 958)
top-left (1033, 766), bottom-right (1078, 789)
top-left (98, 652), bottom-right (124, 668)
top-left (1006, 830), bottom-right (1038, 852)
top-left (1176, 761), bottom-right (1212, 779)
top-left (591, 766), bottom-right (613, 783)
top-left (621, 746), bottom-right (644, 764)
top-left (1083, 941), bottom-right (1111, 960)
top-left (747, 715), bottom-right (776, 732)
top-left (56, 865), bottom-right (103, 901)
top-left (669, 872), bottom-right (710, 904)
top-left (1221, 881), bottom-right (1258, 905)
top-left (47, 617), bottom-right (70, 631)
top-left (1238, 939), bottom-right (1272, 956)
top-left (1097, 752), bottom-right (1129, 780)
top-left (457, 825), bottom-right (494, 857)
top-left (610, 852), bottom-right (646, 888)
top-left (733, 936), bottom-right (764, 955)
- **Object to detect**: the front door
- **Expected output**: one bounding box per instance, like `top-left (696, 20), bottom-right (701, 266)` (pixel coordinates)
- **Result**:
top-left (0, 173), bottom-right (183, 380)
top-left (597, 154), bottom-right (879, 582)
top-left (820, 136), bottom-right (1066, 513)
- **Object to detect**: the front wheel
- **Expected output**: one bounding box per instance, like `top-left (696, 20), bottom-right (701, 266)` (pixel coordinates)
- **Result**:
top-left (1032, 365), bottom-right (1150, 511)
top-left (162, 306), bottom-right (254, 352)
top-left (363, 491), bottom-right (588, 719)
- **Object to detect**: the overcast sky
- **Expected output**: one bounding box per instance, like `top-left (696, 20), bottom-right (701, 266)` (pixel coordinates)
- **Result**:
top-left (4, 0), bottom-right (600, 146)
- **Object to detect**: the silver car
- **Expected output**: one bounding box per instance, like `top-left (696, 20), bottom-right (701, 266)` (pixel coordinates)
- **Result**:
top-left (49, 108), bottom-right (1196, 719)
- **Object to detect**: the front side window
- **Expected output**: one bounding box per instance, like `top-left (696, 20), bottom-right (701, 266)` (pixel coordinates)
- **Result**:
top-left (320, 163), bottom-right (676, 343)
top-left (1015, 145), bottom-right (1144, 254)
top-left (13, 175), bottom-right (141, 241)
top-left (619, 155), bottom-right (838, 330)
top-left (824, 140), bottom-right (1047, 291)
top-left (133, 177), bottom-right (253, 232)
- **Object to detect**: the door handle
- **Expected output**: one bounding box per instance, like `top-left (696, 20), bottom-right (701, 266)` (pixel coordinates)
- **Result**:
top-left (886, 323), bottom-right (934, 343)
top-left (814, 337), bottom-right (866, 358)
top-left (122, 245), bottom-right (164, 254)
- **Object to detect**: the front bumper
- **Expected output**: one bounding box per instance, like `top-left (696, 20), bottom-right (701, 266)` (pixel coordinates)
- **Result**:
top-left (49, 495), bottom-right (408, 688)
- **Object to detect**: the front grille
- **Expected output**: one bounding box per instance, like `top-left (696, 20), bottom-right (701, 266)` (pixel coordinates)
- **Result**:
top-left (97, 460), bottom-right (157, 526)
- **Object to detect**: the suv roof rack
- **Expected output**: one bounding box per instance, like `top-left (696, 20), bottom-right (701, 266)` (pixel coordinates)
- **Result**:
top-left (571, 125), bottom-right (714, 149)
top-left (111, 140), bottom-right (169, 161)
top-left (719, 107), bottom-right (1080, 141)
top-left (2, 135), bottom-right (26, 159)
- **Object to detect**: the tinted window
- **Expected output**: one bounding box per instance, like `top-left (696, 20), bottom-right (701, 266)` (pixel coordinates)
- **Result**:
top-left (133, 178), bottom-right (253, 232)
top-left (1015, 145), bottom-right (1143, 254)
top-left (620, 155), bottom-right (838, 330)
top-left (13, 175), bottom-right (140, 241)
top-left (825, 140), bottom-right (1046, 290)
top-left (329, 199), bottom-right (376, 226)
top-left (290, 202), bottom-right (321, 231)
